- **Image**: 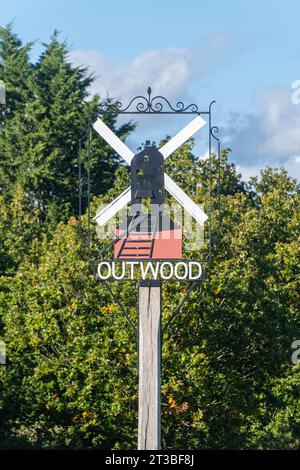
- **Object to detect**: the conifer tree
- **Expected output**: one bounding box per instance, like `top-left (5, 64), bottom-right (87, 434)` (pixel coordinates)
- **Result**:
top-left (0, 27), bottom-right (134, 227)
top-left (0, 23), bottom-right (32, 120)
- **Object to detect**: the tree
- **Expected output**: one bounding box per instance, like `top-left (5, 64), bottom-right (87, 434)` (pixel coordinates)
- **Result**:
top-left (0, 26), bottom-right (134, 228)
top-left (0, 217), bottom-right (137, 448)
top-left (0, 23), bottom-right (32, 121)
top-left (0, 24), bottom-right (33, 191)
top-left (0, 186), bottom-right (41, 275)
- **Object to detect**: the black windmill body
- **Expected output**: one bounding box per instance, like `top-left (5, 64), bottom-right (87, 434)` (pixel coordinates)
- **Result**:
top-left (114, 141), bottom-right (182, 260)
top-left (131, 141), bottom-right (164, 206)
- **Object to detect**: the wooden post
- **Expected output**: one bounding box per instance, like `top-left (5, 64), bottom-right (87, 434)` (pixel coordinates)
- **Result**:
top-left (138, 280), bottom-right (161, 450)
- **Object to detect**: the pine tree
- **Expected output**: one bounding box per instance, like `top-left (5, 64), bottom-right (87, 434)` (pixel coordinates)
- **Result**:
top-left (0, 27), bottom-right (134, 227)
top-left (0, 24), bottom-right (33, 191)
top-left (0, 23), bottom-right (32, 121)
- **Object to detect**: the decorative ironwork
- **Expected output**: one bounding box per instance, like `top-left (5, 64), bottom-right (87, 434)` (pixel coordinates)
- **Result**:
top-left (210, 124), bottom-right (221, 244)
top-left (101, 87), bottom-right (200, 114)
top-left (210, 125), bottom-right (219, 141)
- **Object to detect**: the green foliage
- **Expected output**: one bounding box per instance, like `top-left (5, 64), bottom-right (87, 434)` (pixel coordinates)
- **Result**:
top-left (0, 23), bottom-right (32, 121)
top-left (0, 25), bottom-right (134, 229)
top-left (0, 186), bottom-right (42, 275)
top-left (0, 218), bottom-right (138, 448)
top-left (1, 153), bottom-right (299, 449)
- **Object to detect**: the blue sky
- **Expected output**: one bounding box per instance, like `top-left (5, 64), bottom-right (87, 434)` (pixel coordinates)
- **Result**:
top-left (1, 0), bottom-right (300, 179)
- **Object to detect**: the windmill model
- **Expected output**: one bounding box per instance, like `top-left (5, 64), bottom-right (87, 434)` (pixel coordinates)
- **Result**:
top-left (93, 112), bottom-right (208, 259)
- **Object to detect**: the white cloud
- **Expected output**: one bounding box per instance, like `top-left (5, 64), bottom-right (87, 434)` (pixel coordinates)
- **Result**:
top-left (69, 37), bottom-right (230, 150)
top-left (236, 163), bottom-right (261, 181)
top-left (284, 155), bottom-right (300, 179)
top-left (199, 149), bottom-right (210, 161)
top-left (69, 34), bottom-right (230, 103)
top-left (227, 87), bottom-right (300, 176)
top-left (70, 48), bottom-right (190, 100)
top-left (237, 155), bottom-right (300, 182)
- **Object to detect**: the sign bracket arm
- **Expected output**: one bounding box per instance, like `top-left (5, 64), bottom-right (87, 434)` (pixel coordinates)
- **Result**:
top-left (102, 279), bottom-right (138, 336)
top-left (162, 275), bottom-right (205, 334)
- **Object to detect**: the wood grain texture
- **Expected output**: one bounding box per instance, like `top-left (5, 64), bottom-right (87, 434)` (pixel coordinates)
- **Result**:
top-left (138, 285), bottom-right (161, 450)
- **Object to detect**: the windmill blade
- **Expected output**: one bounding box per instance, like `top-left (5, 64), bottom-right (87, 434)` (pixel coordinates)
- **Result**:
top-left (164, 173), bottom-right (208, 225)
top-left (93, 115), bottom-right (208, 226)
top-left (94, 186), bottom-right (131, 226)
top-left (94, 175), bottom-right (208, 226)
top-left (93, 118), bottom-right (134, 165)
top-left (159, 115), bottom-right (207, 159)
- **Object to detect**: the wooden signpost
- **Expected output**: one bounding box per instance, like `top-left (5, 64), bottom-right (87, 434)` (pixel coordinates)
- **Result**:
top-left (138, 280), bottom-right (161, 450)
top-left (85, 88), bottom-right (220, 449)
